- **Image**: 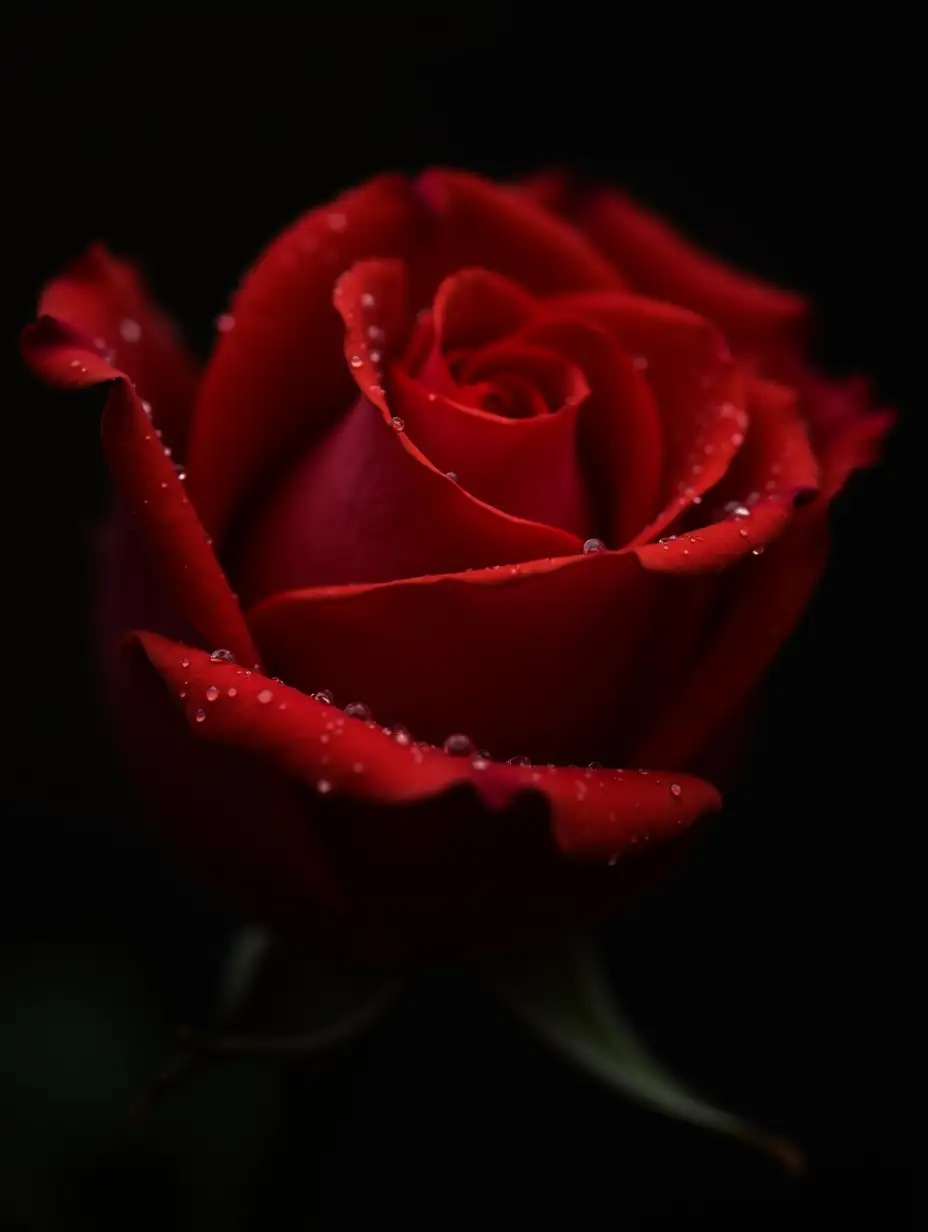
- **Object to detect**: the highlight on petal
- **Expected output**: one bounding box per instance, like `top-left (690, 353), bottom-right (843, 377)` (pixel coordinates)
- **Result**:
top-left (134, 634), bottom-right (721, 866)
top-left (186, 175), bottom-right (421, 540)
top-left (21, 317), bottom-right (259, 666)
top-left (36, 244), bottom-right (198, 454)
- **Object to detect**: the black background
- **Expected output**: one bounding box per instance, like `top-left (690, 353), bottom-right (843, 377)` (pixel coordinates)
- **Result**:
top-left (1, 4), bottom-right (917, 1228)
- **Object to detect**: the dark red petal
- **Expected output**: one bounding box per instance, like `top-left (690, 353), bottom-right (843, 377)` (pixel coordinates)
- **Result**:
top-left (21, 318), bottom-right (259, 666)
top-left (632, 401), bottom-right (891, 769)
top-left (138, 633), bottom-right (719, 864)
top-left (575, 188), bottom-right (808, 362)
top-left (515, 315), bottom-right (665, 547)
top-left (185, 175), bottom-right (420, 540)
top-left (432, 267), bottom-right (536, 351)
top-left (35, 244), bottom-right (198, 454)
top-left (388, 368), bottom-right (593, 536)
top-left (233, 390), bottom-right (582, 602)
top-left (247, 552), bottom-right (664, 765)
top-left (417, 169), bottom-right (626, 296)
top-left (459, 339), bottom-right (587, 414)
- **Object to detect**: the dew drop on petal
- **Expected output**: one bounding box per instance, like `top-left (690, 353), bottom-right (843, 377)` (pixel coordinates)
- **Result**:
top-left (257, 689), bottom-right (273, 704)
top-left (731, 504), bottom-right (751, 518)
top-left (669, 782), bottom-right (682, 798)
top-left (119, 318), bottom-right (141, 342)
top-left (180, 658), bottom-right (190, 668)
top-left (360, 292), bottom-right (376, 308)
top-left (344, 701), bottom-right (372, 721)
top-left (751, 546), bottom-right (766, 556)
top-left (210, 648), bottom-right (236, 663)
top-left (582, 538), bottom-right (606, 554)
top-left (205, 685), bottom-right (220, 702)
top-left (349, 354), bottom-right (364, 369)
top-left (507, 755), bottom-right (531, 766)
top-left (227, 687), bottom-right (238, 697)
top-left (195, 709), bottom-right (206, 723)
top-left (391, 725), bottom-right (412, 746)
top-left (391, 416), bottom-right (405, 431)
top-left (312, 689), bottom-right (335, 705)
top-left (445, 472), bottom-right (458, 482)
top-left (472, 757), bottom-right (490, 770)
top-left (444, 733), bottom-right (475, 757)
top-left (316, 778), bottom-right (333, 794)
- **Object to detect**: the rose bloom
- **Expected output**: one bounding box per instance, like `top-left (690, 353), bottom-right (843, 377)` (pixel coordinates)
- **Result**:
top-left (23, 170), bottom-right (891, 959)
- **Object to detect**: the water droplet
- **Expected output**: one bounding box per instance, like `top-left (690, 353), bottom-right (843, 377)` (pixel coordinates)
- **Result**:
top-left (349, 354), bottom-right (364, 369)
top-left (391, 725), bottom-right (412, 746)
top-left (738, 528), bottom-right (750, 538)
top-left (367, 324), bottom-right (385, 343)
top-left (669, 782), bottom-right (682, 797)
top-left (160, 481), bottom-right (168, 489)
top-left (369, 349), bottom-right (382, 365)
top-left (444, 733), bottom-right (475, 757)
top-left (445, 471), bottom-right (458, 482)
top-left (587, 761), bottom-right (603, 770)
top-left (119, 318), bottom-right (141, 342)
top-left (195, 709), bottom-right (206, 723)
top-left (215, 313), bottom-right (235, 332)
top-left (141, 400), bottom-right (152, 416)
top-left (731, 432), bottom-right (745, 447)
top-left (257, 689), bottom-right (273, 704)
top-left (210, 648), bottom-right (235, 664)
top-left (175, 469), bottom-right (187, 482)
top-left (180, 657), bottom-right (190, 668)
top-left (227, 687), bottom-right (238, 697)
top-left (391, 416), bottom-right (405, 431)
top-left (472, 756), bottom-right (489, 770)
top-left (69, 359), bottom-right (82, 369)
top-left (731, 504), bottom-right (751, 518)
top-left (316, 778), bottom-right (333, 794)
top-left (751, 546), bottom-right (766, 556)
top-left (427, 392), bottom-right (437, 402)
top-left (178, 690), bottom-right (187, 699)
top-left (507, 755), bottom-right (531, 766)
top-left (360, 291), bottom-right (375, 308)
top-left (205, 685), bottom-right (220, 702)
top-left (582, 538), bottom-right (606, 554)
top-left (344, 701), bottom-right (371, 721)
top-left (312, 689), bottom-right (335, 705)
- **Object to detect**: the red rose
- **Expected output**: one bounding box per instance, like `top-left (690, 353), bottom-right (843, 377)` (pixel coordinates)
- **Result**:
top-left (22, 170), bottom-right (891, 960)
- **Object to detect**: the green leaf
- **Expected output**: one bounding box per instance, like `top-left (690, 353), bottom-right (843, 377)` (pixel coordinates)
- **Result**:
top-left (482, 932), bottom-right (804, 1174)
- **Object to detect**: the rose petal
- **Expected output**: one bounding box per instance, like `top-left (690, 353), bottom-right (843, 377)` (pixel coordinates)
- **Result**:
top-left (247, 552), bottom-right (672, 766)
top-left (514, 314), bottom-right (665, 547)
top-left (432, 267), bottom-right (536, 352)
top-left (389, 368), bottom-right (593, 536)
top-left (632, 401), bottom-right (892, 768)
top-left (417, 169), bottom-right (625, 296)
top-left (136, 633), bottom-right (720, 863)
top-left (526, 172), bottom-right (807, 362)
top-left (549, 294), bottom-right (748, 540)
top-left (21, 317), bottom-right (259, 666)
top-left (185, 175), bottom-right (420, 540)
top-left (232, 390), bottom-right (582, 601)
top-left (36, 244), bottom-right (198, 454)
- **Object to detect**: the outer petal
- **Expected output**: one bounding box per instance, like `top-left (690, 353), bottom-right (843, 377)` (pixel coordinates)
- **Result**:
top-left (247, 553), bottom-right (679, 766)
top-left (521, 172), bottom-right (807, 361)
top-left (185, 175), bottom-right (421, 539)
top-left (21, 318), bottom-right (259, 667)
top-left (36, 244), bottom-right (198, 454)
top-left (137, 633), bottom-right (720, 863)
top-left (632, 402), bottom-right (892, 769)
top-left (417, 169), bottom-right (626, 296)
